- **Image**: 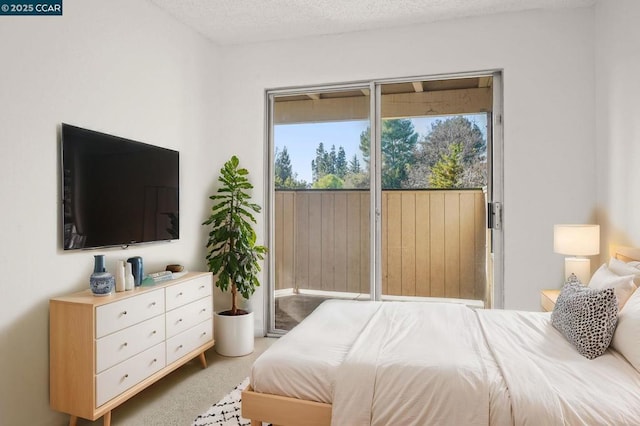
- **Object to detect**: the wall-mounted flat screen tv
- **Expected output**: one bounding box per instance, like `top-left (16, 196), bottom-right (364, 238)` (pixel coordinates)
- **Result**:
top-left (61, 123), bottom-right (179, 250)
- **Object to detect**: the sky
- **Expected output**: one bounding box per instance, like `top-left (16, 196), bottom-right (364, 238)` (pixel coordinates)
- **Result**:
top-left (274, 114), bottom-right (488, 184)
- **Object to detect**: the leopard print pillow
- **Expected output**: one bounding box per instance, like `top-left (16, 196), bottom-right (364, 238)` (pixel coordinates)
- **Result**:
top-left (551, 276), bottom-right (618, 359)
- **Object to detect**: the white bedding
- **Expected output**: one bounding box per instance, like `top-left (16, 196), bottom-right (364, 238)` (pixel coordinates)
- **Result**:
top-left (479, 309), bottom-right (640, 425)
top-left (332, 302), bottom-right (492, 426)
top-left (250, 300), bottom-right (640, 425)
top-left (251, 300), bottom-right (381, 403)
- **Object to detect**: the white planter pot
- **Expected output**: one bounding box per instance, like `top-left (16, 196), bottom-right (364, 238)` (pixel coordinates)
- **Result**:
top-left (214, 311), bottom-right (254, 357)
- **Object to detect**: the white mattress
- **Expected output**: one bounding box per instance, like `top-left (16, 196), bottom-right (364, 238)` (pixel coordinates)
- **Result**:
top-left (250, 300), bottom-right (640, 424)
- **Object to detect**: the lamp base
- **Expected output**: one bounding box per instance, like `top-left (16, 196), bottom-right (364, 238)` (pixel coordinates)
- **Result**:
top-left (565, 257), bottom-right (591, 285)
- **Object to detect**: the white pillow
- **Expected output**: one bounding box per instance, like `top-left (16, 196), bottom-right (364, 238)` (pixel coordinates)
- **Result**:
top-left (611, 287), bottom-right (640, 372)
top-left (588, 263), bottom-right (637, 309)
top-left (609, 257), bottom-right (640, 286)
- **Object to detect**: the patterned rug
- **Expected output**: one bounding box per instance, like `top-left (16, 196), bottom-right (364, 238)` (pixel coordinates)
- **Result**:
top-left (193, 378), bottom-right (253, 426)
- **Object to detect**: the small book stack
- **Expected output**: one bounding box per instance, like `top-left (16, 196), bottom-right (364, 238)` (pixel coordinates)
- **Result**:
top-left (148, 270), bottom-right (173, 283)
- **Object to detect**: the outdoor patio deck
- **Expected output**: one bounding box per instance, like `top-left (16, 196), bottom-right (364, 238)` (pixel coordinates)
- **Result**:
top-left (274, 289), bottom-right (484, 331)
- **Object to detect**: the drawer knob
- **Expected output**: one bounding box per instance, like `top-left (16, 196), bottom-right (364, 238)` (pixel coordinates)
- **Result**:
top-left (121, 311), bottom-right (127, 316)
top-left (178, 344), bottom-right (183, 349)
top-left (200, 308), bottom-right (206, 313)
top-left (201, 332), bottom-right (207, 336)
top-left (122, 342), bottom-right (128, 347)
top-left (199, 285), bottom-right (205, 289)
top-left (123, 374), bottom-right (129, 379)
top-left (150, 302), bottom-right (156, 307)
top-left (177, 318), bottom-right (183, 323)
top-left (152, 358), bottom-right (157, 363)
top-left (178, 292), bottom-right (183, 296)
top-left (152, 330), bottom-right (157, 335)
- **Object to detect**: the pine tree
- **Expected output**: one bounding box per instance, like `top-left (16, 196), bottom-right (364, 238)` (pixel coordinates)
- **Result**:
top-left (312, 143), bottom-right (350, 184)
top-left (335, 147), bottom-right (348, 178)
top-left (274, 146), bottom-right (308, 189)
top-left (349, 154), bottom-right (361, 174)
top-left (327, 145), bottom-right (337, 175)
top-left (359, 119), bottom-right (418, 188)
top-left (311, 142), bottom-right (327, 182)
top-left (274, 146), bottom-right (293, 183)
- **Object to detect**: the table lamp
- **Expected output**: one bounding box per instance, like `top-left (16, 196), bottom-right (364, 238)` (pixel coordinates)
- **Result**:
top-left (553, 224), bottom-right (600, 284)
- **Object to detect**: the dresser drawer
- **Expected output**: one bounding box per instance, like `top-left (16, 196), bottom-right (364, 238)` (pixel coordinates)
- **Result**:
top-left (166, 319), bottom-right (213, 364)
top-left (96, 314), bottom-right (166, 373)
top-left (96, 342), bottom-right (165, 407)
top-left (165, 275), bottom-right (212, 311)
top-left (96, 289), bottom-right (165, 338)
top-left (166, 296), bottom-right (213, 338)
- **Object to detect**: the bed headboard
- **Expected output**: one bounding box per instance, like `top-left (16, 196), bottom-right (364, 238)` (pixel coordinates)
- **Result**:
top-left (614, 246), bottom-right (640, 262)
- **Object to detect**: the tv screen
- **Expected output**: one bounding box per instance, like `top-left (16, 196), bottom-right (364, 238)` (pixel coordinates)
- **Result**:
top-left (61, 124), bottom-right (179, 250)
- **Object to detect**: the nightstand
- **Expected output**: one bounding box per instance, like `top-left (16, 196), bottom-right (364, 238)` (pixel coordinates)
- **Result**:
top-left (540, 289), bottom-right (560, 312)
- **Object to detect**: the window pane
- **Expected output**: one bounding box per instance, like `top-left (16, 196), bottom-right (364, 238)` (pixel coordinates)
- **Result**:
top-left (379, 79), bottom-right (490, 305)
top-left (271, 89), bottom-right (371, 332)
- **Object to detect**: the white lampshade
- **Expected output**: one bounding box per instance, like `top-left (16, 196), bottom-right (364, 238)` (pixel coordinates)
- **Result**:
top-left (553, 224), bottom-right (600, 256)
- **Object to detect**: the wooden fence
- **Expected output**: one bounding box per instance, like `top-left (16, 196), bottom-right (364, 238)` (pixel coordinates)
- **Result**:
top-left (274, 189), bottom-right (487, 301)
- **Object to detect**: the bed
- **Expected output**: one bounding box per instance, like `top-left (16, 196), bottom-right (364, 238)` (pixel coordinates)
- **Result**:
top-left (242, 247), bottom-right (640, 425)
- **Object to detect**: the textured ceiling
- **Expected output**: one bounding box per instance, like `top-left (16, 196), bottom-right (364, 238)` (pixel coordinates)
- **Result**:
top-left (149, 0), bottom-right (596, 46)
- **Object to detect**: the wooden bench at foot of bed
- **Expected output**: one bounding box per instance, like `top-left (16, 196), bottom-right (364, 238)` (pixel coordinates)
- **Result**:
top-left (241, 386), bottom-right (332, 426)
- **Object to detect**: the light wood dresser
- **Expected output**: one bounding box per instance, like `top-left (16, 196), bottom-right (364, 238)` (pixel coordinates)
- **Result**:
top-left (50, 271), bottom-right (214, 426)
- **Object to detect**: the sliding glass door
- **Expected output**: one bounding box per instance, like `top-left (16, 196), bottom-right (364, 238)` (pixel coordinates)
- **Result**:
top-left (378, 79), bottom-right (491, 306)
top-left (268, 85), bottom-right (372, 331)
top-left (267, 72), bottom-right (503, 334)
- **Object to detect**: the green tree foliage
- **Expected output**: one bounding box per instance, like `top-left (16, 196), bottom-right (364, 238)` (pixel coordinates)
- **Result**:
top-left (335, 146), bottom-right (347, 178)
top-left (344, 153), bottom-right (368, 188)
top-left (407, 116), bottom-right (486, 189)
top-left (343, 172), bottom-right (369, 189)
top-left (311, 143), bottom-right (352, 184)
top-left (274, 146), bottom-right (292, 183)
top-left (359, 119), bottom-right (418, 189)
top-left (423, 116), bottom-right (485, 166)
top-left (428, 143), bottom-right (463, 188)
top-left (275, 175), bottom-right (308, 189)
top-left (311, 142), bottom-right (333, 181)
top-left (312, 174), bottom-right (344, 189)
top-left (349, 154), bottom-right (361, 174)
top-left (274, 146), bottom-right (308, 189)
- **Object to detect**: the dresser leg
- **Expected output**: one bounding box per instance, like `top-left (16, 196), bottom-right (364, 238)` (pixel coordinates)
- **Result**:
top-left (69, 415), bottom-right (77, 426)
top-left (103, 410), bottom-right (111, 426)
top-left (199, 352), bottom-right (207, 368)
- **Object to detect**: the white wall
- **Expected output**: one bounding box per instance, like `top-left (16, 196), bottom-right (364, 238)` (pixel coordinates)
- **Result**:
top-left (217, 7), bottom-right (597, 334)
top-left (0, 1), bottom-right (219, 425)
top-left (595, 0), bottom-right (640, 255)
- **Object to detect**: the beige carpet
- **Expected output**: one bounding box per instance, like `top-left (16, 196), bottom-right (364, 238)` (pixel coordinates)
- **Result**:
top-left (192, 377), bottom-right (251, 425)
top-left (76, 337), bottom-right (277, 426)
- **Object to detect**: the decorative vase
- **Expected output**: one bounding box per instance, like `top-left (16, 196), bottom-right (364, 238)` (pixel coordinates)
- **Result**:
top-left (127, 256), bottom-right (143, 286)
top-left (115, 260), bottom-right (126, 292)
top-left (90, 255), bottom-right (115, 296)
top-left (125, 262), bottom-right (135, 291)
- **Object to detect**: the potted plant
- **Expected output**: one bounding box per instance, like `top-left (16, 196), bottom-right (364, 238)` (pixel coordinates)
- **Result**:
top-left (203, 155), bottom-right (267, 357)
